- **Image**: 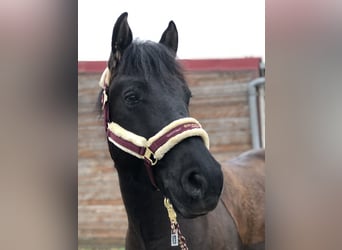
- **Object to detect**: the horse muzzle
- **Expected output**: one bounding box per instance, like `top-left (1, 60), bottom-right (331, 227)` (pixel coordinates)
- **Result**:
top-left (156, 137), bottom-right (223, 218)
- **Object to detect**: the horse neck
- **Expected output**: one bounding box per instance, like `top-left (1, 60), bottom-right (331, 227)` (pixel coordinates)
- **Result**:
top-left (115, 160), bottom-right (171, 246)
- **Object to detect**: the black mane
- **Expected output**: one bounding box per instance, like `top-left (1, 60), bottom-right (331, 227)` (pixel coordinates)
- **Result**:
top-left (116, 41), bottom-right (189, 91)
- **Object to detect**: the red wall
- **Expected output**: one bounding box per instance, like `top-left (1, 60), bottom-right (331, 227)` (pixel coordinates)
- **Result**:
top-left (78, 58), bottom-right (261, 73)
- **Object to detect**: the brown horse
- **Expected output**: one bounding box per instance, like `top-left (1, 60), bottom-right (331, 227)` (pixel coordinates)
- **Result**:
top-left (98, 12), bottom-right (265, 250)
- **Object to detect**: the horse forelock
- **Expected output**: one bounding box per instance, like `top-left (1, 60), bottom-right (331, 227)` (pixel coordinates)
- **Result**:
top-left (116, 41), bottom-right (190, 95)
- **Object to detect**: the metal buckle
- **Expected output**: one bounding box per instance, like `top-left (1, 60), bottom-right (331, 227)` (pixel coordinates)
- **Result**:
top-left (144, 147), bottom-right (157, 166)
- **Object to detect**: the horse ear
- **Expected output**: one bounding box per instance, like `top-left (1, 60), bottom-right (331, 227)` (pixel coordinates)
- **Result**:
top-left (110, 12), bottom-right (132, 66)
top-left (159, 21), bottom-right (178, 54)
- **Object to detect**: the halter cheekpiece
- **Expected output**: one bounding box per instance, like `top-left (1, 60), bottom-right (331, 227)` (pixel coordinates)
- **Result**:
top-left (99, 67), bottom-right (210, 188)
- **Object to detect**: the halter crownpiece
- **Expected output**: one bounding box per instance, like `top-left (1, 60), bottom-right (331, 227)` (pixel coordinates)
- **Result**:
top-left (98, 67), bottom-right (111, 89)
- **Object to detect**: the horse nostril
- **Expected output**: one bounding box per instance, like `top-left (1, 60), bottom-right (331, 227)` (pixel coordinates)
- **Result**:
top-left (182, 170), bottom-right (208, 200)
top-left (188, 172), bottom-right (204, 189)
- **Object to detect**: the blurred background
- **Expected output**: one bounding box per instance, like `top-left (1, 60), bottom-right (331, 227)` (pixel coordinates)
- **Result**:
top-left (78, 0), bottom-right (265, 61)
top-left (78, 1), bottom-right (265, 249)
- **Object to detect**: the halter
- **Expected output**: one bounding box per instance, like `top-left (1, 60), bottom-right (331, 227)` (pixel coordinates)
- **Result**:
top-left (99, 67), bottom-right (210, 188)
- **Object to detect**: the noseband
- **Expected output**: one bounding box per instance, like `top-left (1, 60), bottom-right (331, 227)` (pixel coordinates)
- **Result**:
top-left (100, 67), bottom-right (210, 188)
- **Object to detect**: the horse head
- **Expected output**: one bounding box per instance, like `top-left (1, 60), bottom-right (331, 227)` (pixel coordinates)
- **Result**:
top-left (100, 12), bottom-right (223, 218)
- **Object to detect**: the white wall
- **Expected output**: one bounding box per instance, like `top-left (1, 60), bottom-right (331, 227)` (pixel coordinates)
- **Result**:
top-left (78, 0), bottom-right (264, 61)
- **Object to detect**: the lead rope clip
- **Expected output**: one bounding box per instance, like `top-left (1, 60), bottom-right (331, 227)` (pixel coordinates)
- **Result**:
top-left (164, 198), bottom-right (188, 249)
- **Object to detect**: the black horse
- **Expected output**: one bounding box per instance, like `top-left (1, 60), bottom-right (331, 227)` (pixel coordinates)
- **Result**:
top-left (98, 12), bottom-right (265, 250)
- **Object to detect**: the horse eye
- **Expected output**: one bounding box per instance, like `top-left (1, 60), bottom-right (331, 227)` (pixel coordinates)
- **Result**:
top-left (124, 92), bottom-right (140, 104)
